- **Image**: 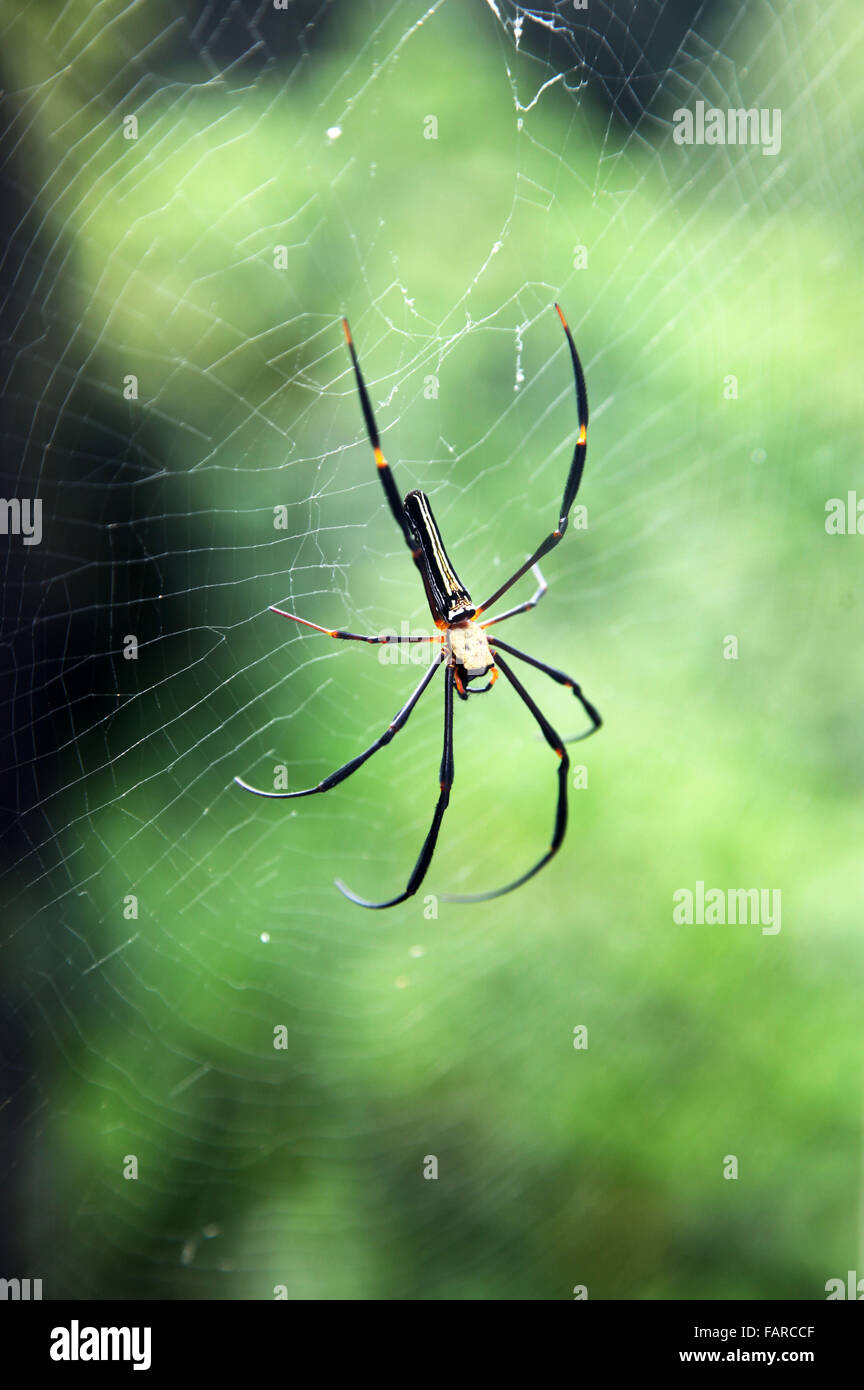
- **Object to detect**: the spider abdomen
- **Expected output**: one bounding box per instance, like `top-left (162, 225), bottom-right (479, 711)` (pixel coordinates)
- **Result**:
top-left (403, 489), bottom-right (475, 625)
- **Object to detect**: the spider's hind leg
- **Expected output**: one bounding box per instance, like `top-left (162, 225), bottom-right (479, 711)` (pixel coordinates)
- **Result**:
top-left (488, 636), bottom-right (601, 741)
top-left (336, 666), bottom-right (456, 909)
top-left (440, 652), bottom-right (568, 904)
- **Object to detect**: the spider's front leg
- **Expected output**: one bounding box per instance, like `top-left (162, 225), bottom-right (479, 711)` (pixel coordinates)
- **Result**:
top-left (478, 564), bottom-right (547, 630)
top-left (475, 304), bottom-right (588, 618)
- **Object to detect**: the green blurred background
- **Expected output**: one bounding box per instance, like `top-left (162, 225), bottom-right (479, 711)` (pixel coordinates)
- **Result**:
top-left (1, 0), bottom-right (862, 1299)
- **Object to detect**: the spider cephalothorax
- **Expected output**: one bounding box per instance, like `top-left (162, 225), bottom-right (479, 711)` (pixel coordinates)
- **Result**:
top-left (237, 307), bottom-right (602, 908)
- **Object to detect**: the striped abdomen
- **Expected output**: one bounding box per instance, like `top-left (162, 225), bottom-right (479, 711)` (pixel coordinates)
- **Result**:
top-left (404, 489), bottom-right (475, 625)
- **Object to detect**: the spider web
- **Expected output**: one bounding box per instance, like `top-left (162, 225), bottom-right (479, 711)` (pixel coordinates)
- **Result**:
top-left (1, 0), bottom-right (862, 1300)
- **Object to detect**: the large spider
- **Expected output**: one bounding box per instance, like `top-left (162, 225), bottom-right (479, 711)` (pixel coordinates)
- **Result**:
top-left (236, 307), bottom-right (601, 908)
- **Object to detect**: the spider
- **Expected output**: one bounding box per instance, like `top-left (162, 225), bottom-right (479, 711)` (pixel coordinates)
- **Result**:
top-left (236, 306), bottom-right (601, 908)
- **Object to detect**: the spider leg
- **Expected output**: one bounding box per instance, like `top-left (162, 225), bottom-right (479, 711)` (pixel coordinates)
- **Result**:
top-left (440, 652), bottom-right (568, 904)
top-left (488, 636), bottom-right (601, 741)
top-left (478, 564), bottom-right (547, 629)
top-left (336, 666), bottom-right (455, 909)
top-left (235, 653), bottom-right (444, 799)
top-left (475, 304), bottom-right (588, 617)
top-left (269, 606), bottom-right (441, 645)
top-left (342, 318), bottom-right (425, 570)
